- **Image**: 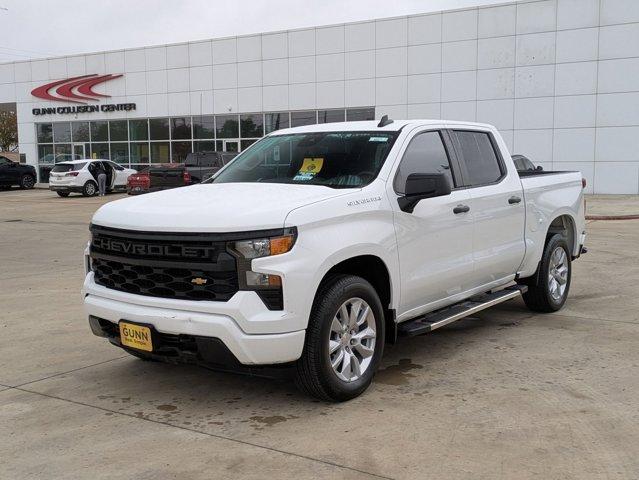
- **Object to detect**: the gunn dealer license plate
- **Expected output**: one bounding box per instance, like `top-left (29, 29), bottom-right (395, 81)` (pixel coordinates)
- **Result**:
top-left (119, 322), bottom-right (153, 352)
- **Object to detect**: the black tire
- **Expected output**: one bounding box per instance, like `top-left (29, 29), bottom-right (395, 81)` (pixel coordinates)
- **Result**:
top-left (82, 181), bottom-right (97, 197)
top-left (20, 174), bottom-right (35, 189)
top-left (295, 275), bottom-right (385, 402)
top-left (56, 191), bottom-right (70, 197)
top-left (520, 233), bottom-right (572, 312)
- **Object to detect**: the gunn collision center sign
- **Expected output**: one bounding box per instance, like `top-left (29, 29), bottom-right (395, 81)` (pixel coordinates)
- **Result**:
top-left (31, 73), bottom-right (135, 115)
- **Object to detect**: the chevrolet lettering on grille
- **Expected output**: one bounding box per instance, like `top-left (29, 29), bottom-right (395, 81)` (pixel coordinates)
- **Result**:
top-left (92, 237), bottom-right (218, 259)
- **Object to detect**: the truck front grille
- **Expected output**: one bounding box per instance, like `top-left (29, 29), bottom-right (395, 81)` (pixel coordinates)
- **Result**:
top-left (89, 225), bottom-right (239, 302)
top-left (91, 257), bottom-right (237, 301)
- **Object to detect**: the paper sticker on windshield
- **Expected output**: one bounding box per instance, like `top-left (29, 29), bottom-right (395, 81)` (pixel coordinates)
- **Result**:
top-left (369, 136), bottom-right (389, 142)
top-left (294, 157), bottom-right (323, 181)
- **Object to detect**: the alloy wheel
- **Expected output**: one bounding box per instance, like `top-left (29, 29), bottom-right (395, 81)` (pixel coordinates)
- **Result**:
top-left (22, 175), bottom-right (35, 188)
top-left (548, 246), bottom-right (568, 302)
top-left (328, 297), bottom-right (376, 382)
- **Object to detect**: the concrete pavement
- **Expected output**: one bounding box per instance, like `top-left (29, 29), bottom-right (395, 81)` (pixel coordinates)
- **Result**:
top-left (1, 188), bottom-right (638, 479)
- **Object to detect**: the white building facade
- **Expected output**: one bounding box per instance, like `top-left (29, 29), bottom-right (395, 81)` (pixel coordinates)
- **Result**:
top-left (0, 0), bottom-right (638, 193)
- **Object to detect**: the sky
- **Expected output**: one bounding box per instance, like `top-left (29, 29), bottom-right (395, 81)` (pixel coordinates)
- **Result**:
top-left (0, 0), bottom-right (512, 63)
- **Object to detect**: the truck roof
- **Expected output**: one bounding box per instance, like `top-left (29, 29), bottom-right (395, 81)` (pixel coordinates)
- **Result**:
top-left (271, 119), bottom-right (496, 135)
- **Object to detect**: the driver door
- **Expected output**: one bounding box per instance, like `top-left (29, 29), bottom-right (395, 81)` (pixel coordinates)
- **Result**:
top-left (391, 129), bottom-right (475, 320)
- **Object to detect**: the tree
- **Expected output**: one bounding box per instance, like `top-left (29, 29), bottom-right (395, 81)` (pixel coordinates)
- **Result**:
top-left (0, 110), bottom-right (18, 151)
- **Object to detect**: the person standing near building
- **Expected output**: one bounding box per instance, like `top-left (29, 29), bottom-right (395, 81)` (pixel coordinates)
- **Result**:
top-left (96, 162), bottom-right (107, 196)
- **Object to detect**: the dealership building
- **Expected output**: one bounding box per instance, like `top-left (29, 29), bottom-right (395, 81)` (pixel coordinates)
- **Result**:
top-left (0, 0), bottom-right (638, 193)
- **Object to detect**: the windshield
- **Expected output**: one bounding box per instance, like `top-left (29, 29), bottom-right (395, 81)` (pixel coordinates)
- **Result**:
top-left (210, 131), bottom-right (398, 188)
top-left (51, 162), bottom-right (86, 172)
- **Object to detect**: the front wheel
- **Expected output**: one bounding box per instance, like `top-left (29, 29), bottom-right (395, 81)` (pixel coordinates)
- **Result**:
top-left (20, 174), bottom-right (35, 189)
top-left (82, 181), bottom-right (97, 197)
top-left (520, 234), bottom-right (572, 312)
top-left (295, 275), bottom-right (385, 402)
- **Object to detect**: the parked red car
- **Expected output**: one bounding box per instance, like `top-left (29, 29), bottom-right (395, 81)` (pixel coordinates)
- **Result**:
top-left (127, 164), bottom-right (191, 195)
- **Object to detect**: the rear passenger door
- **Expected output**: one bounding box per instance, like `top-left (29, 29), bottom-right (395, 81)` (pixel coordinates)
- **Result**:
top-left (449, 129), bottom-right (525, 288)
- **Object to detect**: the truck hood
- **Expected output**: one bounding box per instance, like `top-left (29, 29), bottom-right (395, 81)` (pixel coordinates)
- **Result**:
top-left (91, 183), bottom-right (353, 232)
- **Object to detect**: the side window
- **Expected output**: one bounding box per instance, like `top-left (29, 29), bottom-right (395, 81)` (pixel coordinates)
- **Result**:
top-left (394, 131), bottom-right (453, 194)
top-left (453, 131), bottom-right (503, 186)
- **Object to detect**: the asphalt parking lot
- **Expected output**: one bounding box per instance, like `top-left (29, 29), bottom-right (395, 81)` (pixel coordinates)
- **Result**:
top-left (1, 189), bottom-right (638, 480)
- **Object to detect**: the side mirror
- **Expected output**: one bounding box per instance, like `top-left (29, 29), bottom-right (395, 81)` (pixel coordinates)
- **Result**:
top-left (398, 172), bottom-right (452, 213)
top-left (536, 165), bottom-right (543, 171)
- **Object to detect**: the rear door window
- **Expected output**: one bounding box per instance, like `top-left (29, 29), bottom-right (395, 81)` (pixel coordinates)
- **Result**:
top-left (51, 163), bottom-right (86, 172)
top-left (451, 131), bottom-right (503, 186)
top-left (393, 131), bottom-right (454, 194)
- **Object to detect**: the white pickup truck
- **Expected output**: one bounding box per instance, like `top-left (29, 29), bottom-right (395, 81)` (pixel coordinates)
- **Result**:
top-left (83, 118), bottom-right (586, 401)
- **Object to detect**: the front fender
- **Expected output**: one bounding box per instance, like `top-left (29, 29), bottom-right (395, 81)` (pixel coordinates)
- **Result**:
top-left (253, 190), bottom-right (399, 331)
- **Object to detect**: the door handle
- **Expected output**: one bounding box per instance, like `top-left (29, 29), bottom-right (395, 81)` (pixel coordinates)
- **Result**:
top-left (508, 196), bottom-right (522, 204)
top-left (453, 204), bottom-right (470, 214)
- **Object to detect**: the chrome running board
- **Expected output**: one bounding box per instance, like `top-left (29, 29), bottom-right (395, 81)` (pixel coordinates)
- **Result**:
top-left (397, 285), bottom-right (527, 337)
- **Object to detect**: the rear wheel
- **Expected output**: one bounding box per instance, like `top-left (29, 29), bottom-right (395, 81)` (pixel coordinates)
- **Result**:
top-left (20, 174), bottom-right (35, 189)
top-left (295, 275), bottom-right (385, 402)
top-left (56, 191), bottom-right (70, 197)
top-left (520, 234), bottom-right (572, 312)
top-left (82, 181), bottom-right (97, 197)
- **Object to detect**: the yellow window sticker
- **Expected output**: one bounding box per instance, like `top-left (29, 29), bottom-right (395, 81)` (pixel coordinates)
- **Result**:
top-left (298, 157), bottom-right (324, 175)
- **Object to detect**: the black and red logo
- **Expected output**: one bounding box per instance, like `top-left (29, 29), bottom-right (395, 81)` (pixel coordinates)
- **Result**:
top-left (31, 74), bottom-right (123, 104)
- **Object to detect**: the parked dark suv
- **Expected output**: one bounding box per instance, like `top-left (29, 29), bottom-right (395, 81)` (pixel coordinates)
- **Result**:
top-left (0, 156), bottom-right (37, 190)
top-left (184, 151), bottom-right (236, 183)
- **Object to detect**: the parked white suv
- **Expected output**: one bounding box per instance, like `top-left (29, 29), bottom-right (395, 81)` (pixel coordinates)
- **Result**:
top-left (49, 159), bottom-right (136, 197)
top-left (83, 118), bottom-right (586, 401)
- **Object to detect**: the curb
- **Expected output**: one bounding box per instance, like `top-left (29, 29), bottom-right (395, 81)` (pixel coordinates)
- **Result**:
top-left (586, 214), bottom-right (639, 220)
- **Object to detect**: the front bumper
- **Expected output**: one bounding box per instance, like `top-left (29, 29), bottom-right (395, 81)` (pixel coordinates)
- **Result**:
top-left (83, 275), bottom-right (305, 365)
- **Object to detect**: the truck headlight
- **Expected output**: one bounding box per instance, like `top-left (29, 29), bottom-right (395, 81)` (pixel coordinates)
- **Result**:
top-left (227, 228), bottom-right (296, 311)
top-left (233, 232), bottom-right (295, 259)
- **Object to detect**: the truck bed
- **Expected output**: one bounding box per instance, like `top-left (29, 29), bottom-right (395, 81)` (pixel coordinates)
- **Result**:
top-left (517, 169), bottom-right (578, 178)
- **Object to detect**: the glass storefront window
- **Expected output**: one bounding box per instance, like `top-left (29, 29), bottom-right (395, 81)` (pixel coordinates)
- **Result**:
top-left (90, 121), bottom-right (109, 142)
top-left (150, 142), bottom-right (170, 163)
top-left (171, 142), bottom-right (192, 163)
top-left (109, 120), bottom-right (128, 141)
top-left (54, 144), bottom-right (71, 157)
top-left (71, 122), bottom-right (90, 142)
top-left (110, 142), bottom-right (129, 164)
top-left (224, 141), bottom-right (239, 153)
top-left (194, 141), bottom-right (216, 152)
top-left (240, 139), bottom-right (257, 151)
top-left (216, 115), bottom-right (239, 138)
top-left (171, 118), bottom-right (191, 140)
top-left (37, 123), bottom-right (53, 143)
top-left (240, 114), bottom-right (263, 138)
top-left (129, 119), bottom-right (148, 141)
top-left (38, 144), bottom-right (54, 164)
top-left (264, 112), bottom-right (290, 134)
top-left (91, 143), bottom-right (110, 159)
top-left (291, 111), bottom-right (317, 127)
top-left (35, 108), bottom-right (375, 180)
top-left (149, 118), bottom-right (170, 140)
top-left (130, 142), bottom-right (150, 164)
top-left (53, 123), bottom-right (71, 143)
top-left (346, 108), bottom-right (375, 121)
top-left (318, 109), bottom-right (345, 123)
top-left (193, 116), bottom-right (215, 139)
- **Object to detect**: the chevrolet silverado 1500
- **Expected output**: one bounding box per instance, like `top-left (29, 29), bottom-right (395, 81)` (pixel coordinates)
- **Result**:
top-left (83, 118), bottom-right (586, 401)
